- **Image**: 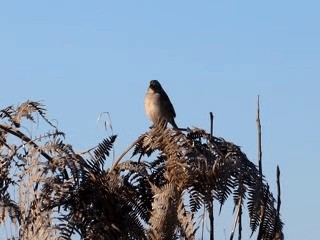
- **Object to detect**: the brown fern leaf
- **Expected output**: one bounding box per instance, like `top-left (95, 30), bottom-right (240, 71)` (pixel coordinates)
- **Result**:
top-left (9, 101), bottom-right (53, 128)
top-left (177, 196), bottom-right (197, 239)
top-left (92, 135), bottom-right (117, 169)
top-left (148, 183), bottom-right (180, 240)
top-left (0, 101), bottom-right (284, 239)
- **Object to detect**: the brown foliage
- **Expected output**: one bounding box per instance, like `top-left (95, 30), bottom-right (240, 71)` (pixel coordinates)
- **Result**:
top-left (0, 101), bottom-right (283, 239)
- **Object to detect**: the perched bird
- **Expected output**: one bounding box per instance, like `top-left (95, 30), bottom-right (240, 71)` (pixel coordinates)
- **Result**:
top-left (144, 80), bottom-right (178, 129)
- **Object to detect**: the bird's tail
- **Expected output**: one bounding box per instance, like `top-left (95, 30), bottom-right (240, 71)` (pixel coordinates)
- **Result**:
top-left (170, 119), bottom-right (179, 129)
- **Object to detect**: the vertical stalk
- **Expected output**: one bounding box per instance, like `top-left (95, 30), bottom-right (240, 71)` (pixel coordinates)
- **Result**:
top-left (276, 166), bottom-right (281, 216)
top-left (256, 95), bottom-right (262, 176)
top-left (230, 197), bottom-right (242, 240)
top-left (272, 166), bottom-right (282, 238)
top-left (209, 112), bottom-right (214, 240)
top-left (208, 200), bottom-right (214, 240)
top-left (210, 112), bottom-right (214, 138)
top-left (256, 95), bottom-right (266, 240)
top-left (238, 204), bottom-right (242, 240)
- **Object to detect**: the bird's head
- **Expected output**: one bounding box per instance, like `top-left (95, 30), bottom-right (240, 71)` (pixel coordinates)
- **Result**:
top-left (149, 80), bottom-right (163, 92)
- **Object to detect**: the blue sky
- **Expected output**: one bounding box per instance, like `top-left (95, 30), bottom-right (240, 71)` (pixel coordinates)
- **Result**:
top-left (1, 1), bottom-right (319, 239)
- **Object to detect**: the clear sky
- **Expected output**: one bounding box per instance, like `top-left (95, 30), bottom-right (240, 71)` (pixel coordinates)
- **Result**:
top-left (1, 1), bottom-right (319, 239)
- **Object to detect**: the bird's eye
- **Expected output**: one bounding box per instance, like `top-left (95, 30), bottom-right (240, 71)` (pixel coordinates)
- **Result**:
top-left (150, 80), bottom-right (157, 86)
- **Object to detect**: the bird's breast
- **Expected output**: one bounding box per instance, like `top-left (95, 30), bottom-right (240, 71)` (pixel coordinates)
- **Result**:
top-left (144, 92), bottom-right (162, 122)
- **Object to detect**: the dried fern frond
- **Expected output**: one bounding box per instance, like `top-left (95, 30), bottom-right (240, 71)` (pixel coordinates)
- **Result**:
top-left (0, 101), bottom-right (284, 240)
top-left (92, 135), bottom-right (117, 169)
top-left (0, 105), bottom-right (15, 122)
top-left (0, 193), bottom-right (21, 225)
top-left (177, 194), bottom-right (197, 239)
top-left (4, 101), bottom-right (55, 128)
top-left (126, 122), bottom-right (283, 239)
top-left (148, 183), bottom-right (180, 239)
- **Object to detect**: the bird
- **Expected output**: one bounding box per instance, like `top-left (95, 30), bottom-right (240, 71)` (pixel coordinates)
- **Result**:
top-left (144, 80), bottom-right (178, 129)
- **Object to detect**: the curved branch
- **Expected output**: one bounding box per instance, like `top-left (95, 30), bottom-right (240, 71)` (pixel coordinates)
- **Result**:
top-left (0, 122), bottom-right (70, 180)
top-left (0, 123), bottom-right (53, 162)
top-left (109, 134), bottom-right (146, 172)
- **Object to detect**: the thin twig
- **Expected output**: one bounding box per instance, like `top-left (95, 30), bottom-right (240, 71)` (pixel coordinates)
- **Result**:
top-left (209, 112), bottom-right (215, 240)
top-left (0, 122), bottom-right (69, 180)
top-left (0, 123), bottom-right (53, 162)
top-left (256, 95), bottom-right (262, 176)
top-left (276, 166), bottom-right (281, 215)
top-left (230, 197), bottom-right (242, 240)
top-left (201, 206), bottom-right (205, 240)
top-left (272, 166), bottom-right (282, 238)
top-left (78, 145), bottom-right (98, 155)
top-left (109, 134), bottom-right (146, 172)
top-left (208, 200), bottom-right (214, 240)
top-left (97, 112), bottom-right (115, 161)
top-left (256, 95), bottom-right (266, 240)
top-left (238, 204), bottom-right (242, 240)
top-left (210, 112), bottom-right (214, 138)
top-left (0, 138), bottom-right (11, 150)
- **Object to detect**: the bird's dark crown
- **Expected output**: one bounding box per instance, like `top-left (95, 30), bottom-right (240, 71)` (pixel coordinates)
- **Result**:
top-left (149, 80), bottom-right (162, 91)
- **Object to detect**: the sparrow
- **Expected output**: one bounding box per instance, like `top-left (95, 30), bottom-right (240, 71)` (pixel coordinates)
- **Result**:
top-left (144, 80), bottom-right (178, 129)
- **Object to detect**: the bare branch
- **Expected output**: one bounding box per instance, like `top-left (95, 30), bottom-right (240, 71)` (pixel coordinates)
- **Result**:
top-left (256, 95), bottom-right (262, 176)
top-left (230, 197), bottom-right (242, 240)
top-left (0, 122), bottom-right (53, 162)
top-left (210, 112), bottom-right (214, 138)
top-left (109, 134), bottom-right (146, 172)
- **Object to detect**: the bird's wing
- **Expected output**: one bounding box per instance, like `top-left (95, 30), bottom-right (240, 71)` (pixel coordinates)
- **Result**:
top-left (160, 90), bottom-right (176, 118)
